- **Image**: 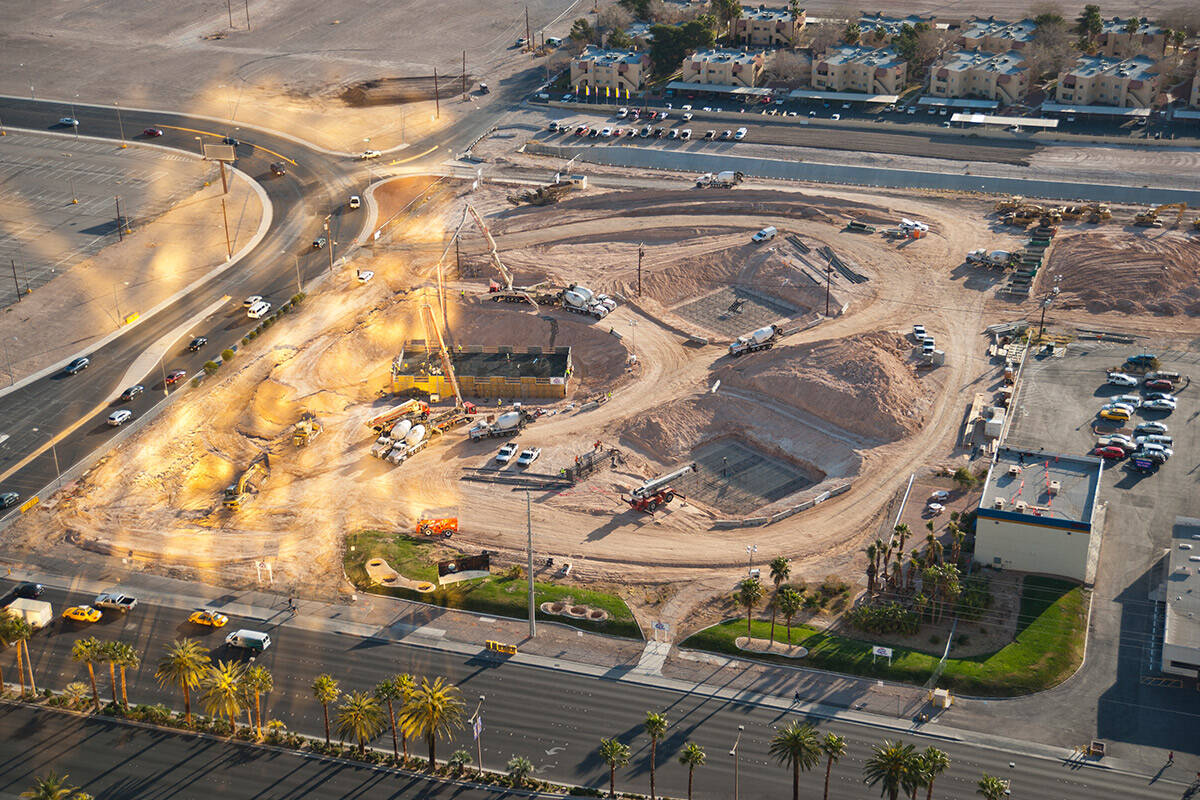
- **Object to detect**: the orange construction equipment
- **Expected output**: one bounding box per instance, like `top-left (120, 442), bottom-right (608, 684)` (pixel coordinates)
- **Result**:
top-left (627, 489), bottom-right (684, 514)
top-left (417, 518), bottom-right (457, 538)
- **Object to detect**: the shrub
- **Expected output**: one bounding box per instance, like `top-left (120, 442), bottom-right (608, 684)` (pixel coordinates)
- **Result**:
top-left (241, 336), bottom-right (250, 345)
top-left (449, 749), bottom-right (473, 773)
top-left (952, 466), bottom-right (977, 489)
top-left (846, 601), bottom-right (920, 635)
top-left (202, 360), bottom-right (220, 375)
top-left (291, 292), bottom-right (306, 304)
top-left (507, 755), bottom-right (534, 786)
top-left (568, 788), bottom-right (604, 797)
top-left (820, 575), bottom-right (849, 597)
top-left (248, 329), bottom-right (259, 339)
top-left (221, 348), bottom-right (235, 362)
top-left (958, 577), bottom-right (992, 622)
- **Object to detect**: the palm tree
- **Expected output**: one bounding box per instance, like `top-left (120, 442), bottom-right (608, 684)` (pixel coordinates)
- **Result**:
top-left (19, 771), bottom-right (81, 799)
top-left (336, 690), bottom-right (385, 755)
top-left (819, 732), bottom-right (847, 800)
top-left (375, 676), bottom-right (406, 759)
top-left (70, 637), bottom-right (103, 712)
top-left (769, 720), bottom-right (822, 800)
top-left (677, 742), bottom-right (705, 800)
top-left (62, 682), bottom-right (91, 710)
top-left (644, 711), bottom-right (668, 799)
top-left (894, 523), bottom-right (910, 559)
top-left (506, 755), bottom-right (534, 787)
top-left (906, 552), bottom-right (921, 592)
top-left (865, 542), bottom-right (879, 593)
top-left (767, 556), bottom-right (791, 643)
top-left (977, 774), bottom-right (1008, 800)
top-left (201, 659), bottom-right (246, 732)
top-left (1, 611), bottom-right (33, 698)
top-left (112, 642), bottom-right (139, 707)
top-left (736, 576), bottom-right (764, 635)
top-left (777, 587), bottom-right (803, 644)
top-left (398, 675), bottom-right (465, 769)
top-left (99, 641), bottom-right (119, 706)
top-left (312, 674), bottom-right (340, 746)
top-left (863, 739), bottom-right (916, 800)
top-left (950, 524), bottom-right (966, 566)
top-left (155, 639), bottom-right (209, 726)
top-left (598, 737), bottom-right (631, 798)
top-left (918, 746), bottom-right (950, 800)
top-left (242, 665), bottom-right (273, 738)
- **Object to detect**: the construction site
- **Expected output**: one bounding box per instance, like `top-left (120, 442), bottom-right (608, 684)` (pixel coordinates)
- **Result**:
top-left (11, 163), bottom-right (1200, 635)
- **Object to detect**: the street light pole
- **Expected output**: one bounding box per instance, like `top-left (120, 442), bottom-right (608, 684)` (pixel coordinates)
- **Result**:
top-left (746, 544), bottom-right (757, 573)
top-left (730, 725), bottom-right (745, 800)
top-left (469, 694), bottom-right (486, 773)
top-left (115, 101), bottom-right (127, 148)
top-left (526, 489), bottom-right (536, 638)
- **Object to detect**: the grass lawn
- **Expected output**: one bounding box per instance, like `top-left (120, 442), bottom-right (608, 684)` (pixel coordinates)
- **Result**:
top-left (344, 530), bottom-right (641, 640)
top-left (682, 576), bottom-right (1087, 697)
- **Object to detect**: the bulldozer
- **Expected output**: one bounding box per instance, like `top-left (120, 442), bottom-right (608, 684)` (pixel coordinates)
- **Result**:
top-left (1193, 216), bottom-right (1200, 232)
top-left (995, 196), bottom-right (1025, 213)
top-left (1134, 202), bottom-right (1186, 228)
top-left (222, 452), bottom-right (270, 510)
top-left (292, 413), bottom-right (322, 447)
top-left (1042, 206), bottom-right (1064, 224)
top-left (1087, 203), bottom-right (1111, 223)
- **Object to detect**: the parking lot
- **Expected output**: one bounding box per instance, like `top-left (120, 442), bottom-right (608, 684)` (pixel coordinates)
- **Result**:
top-left (1000, 337), bottom-right (1200, 750)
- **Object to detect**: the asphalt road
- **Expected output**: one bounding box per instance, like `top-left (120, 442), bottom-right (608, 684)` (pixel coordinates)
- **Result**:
top-left (16, 587), bottom-right (1191, 800)
top-left (0, 703), bottom-right (506, 800)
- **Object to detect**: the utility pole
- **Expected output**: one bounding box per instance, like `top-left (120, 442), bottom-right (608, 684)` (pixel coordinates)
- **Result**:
top-left (637, 242), bottom-right (644, 297)
top-left (825, 265), bottom-right (832, 316)
top-left (10, 259), bottom-right (20, 302)
top-left (433, 68), bottom-right (440, 119)
top-left (226, 0), bottom-right (233, 27)
top-left (525, 6), bottom-right (531, 52)
top-left (526, 490), bottom-right (536, 638)
top-left (325, 217), bottom-right (335, 275)
top-left (115, 196), bottom-right (124, 242)
top-left (220, 198), bottom-right (232, 258)
top-left (462, 51), bottom-right (467, 100)
top-left (115, 102), bottom-right (127, 148)
top-left (219, 159), bottom-right (229, 193)
top-left (113, 284), bottom-right (121, 324)
top-left (244, 0), bottom-right (251, 30)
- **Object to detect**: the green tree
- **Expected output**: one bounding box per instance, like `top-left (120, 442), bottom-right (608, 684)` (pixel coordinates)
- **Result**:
top-left (312, 674), bottom-right (340, 746)
top-left (649, 21), bottom-right (717, 75)
top-left (154, 639), bottom-right (209, 726)
top-left (736, 576), bottom-right (764, 634)
top-left (1034, 11), bottom-right (1064, 27)
top-left (844, 22), bottom-right (862, 44)
top-left (19, 771), bottom-right (87, 800)
top-left (242, 665), bottom-right (273, 738)
top-left (376, 675), bottom-right (407, 759)
top-left (570, 18), bottom-right (596, 43)
top-left (1123, 17), bottom-right (1139, 35)
top-left (819, 732), bottom-right (847, 800)
top-left (399, 675), bottom-right (465, 769)
top-left (336, 690), bottom-right (385, 755)
top-left (977, 774), bottom-right (1009, 800)
top-left (865, 541), bottom-right (879, 593)
top-left (99, 641), bottom-right (120, 706)
top-left (1172, 29), bottom-right (1186, 50)
top-left (678, 742), bottom-right (706, 800)
top-left (201, 660), bottom-right (246, 731)
top-left (599, 737), bottom-right (631, 798)
top-left (608, 28), bottom-right (634, 49)
top-left (894, 23), bottom-right (921, 62)
top-left (918, 746), bottom-right (950, 800)
top-left (952, 466), bottom-right (977, 489)
top-left (1076, 5), bottom-right (1103, 40)
top-left (111, 641), bottom-right (139, 706)
top-left (768, 556), bottom-right (791, 644)
top-left (619, 0), bottom-right (652, 20)
top-left (70, 637), bottom-right (103, 712)
top-left (863, 739), bottom-right (917, 800)
top-left (506, 755), bottom-right (534, 786)
top-left (711, 0), bottom-right (743, 37)
top-left (644, 711), bottom-right (668, 799)
top-left (1, 610), bottom-right (34, 698)
top-left (777, 587), bottom-right (803, 644)
top-left (770, 721), bottom-right (822, 800)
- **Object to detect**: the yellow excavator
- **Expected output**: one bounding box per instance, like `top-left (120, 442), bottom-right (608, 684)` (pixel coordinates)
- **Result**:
top-left (222, 452), bottom-right (270, 510)
top-left (1134, 202), bottom-right (1186, 228)
top-left (292, 413), bottom-right (322, 447)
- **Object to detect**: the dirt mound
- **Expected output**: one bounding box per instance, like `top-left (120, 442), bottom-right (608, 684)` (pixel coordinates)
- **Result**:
top-left (715, 331), bottom-right (929, 441)
top-left (1042, 230), bottom-right (1200, 316)
top-left (240, 378), bottom-right (302, 440)
top-left (340, 75), bottom-right (471, 107)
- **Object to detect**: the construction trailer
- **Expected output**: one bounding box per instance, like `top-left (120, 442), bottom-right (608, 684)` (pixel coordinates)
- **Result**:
top-left (222, 453), bottom-right (270, 510)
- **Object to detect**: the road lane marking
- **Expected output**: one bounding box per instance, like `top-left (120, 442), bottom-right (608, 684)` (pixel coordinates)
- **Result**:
top-left (391, 145), bottom-right (437, 164)
top-left (158, 124), bottom-right (298, 165)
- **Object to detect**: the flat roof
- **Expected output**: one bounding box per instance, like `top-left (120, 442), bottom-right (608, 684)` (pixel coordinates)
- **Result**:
top-left (1172, 109), bottom-right (1200, 119)
top-left (1165, 517), bottom-right (1200, 652)
top-left (690, 48), bottom-right (764, 66)
top-left (1041, 101), bottom-right (1150, 117)
top-left (936, 49), bottom-right (1027, 76)
top-left (1101, 17), bottom-right (1164, 36)
top-left (667, 80), bottom-right (773, 96)
top-left (742, 6), bottom-right (792, 22)
top-left (921, 96), bottom-right (1000, 109)
top-left (820, 44), bottom-right (904, 70)
top-left (951, 112), bottom-right (1058, 127)
top-left (979, 447), bottom-right (1101, 528)
top-left (1063, 54), bottom-right (1157, 81)
top-left (396, 342), bottom-right (570, 380)
top-left (788, 89), bottom-right (899, 102)
top-left (959, 17), bottom-right (1037, 44)
top-left (858, 12), bottom-right (933, 35)
top-left (575, 46), bottom-right (646, 67)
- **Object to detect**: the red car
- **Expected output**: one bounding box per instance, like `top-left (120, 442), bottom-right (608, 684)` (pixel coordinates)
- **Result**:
top-left (165, 369), bottom-right (188, 385)
top-left (1093, 445), bottom-right (1126, 460)
top-left (142, 127), bottom-right (164, 137)
top-left (1145, 379), bottom-right (1174, 391)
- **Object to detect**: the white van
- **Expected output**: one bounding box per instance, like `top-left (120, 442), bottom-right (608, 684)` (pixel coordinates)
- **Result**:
top-left (225, 629), bottom-right (271, 652)
top-left (247, 300), bottom-right (272, 319)
top-left (752, 226), bottom-right (777, 242)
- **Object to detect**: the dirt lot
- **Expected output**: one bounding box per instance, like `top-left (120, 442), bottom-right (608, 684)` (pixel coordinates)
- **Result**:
top-left (15, 165), bottom-right (1200, 636)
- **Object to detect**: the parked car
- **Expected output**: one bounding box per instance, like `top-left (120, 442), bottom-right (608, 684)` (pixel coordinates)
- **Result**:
top-left (639, 126), bottom-right (652, 137)
top-left (703, 130), bottom-right (716, 139)
top-left (356, 270), bottom-right (375, 284)
top-left (496, 443), bottom-right (519, 464)
top-left (1134, 421), bottom-right (1168, 435)
top-left (65, 357), bottom-right (90, 375)
top-left (680, 129), bottom-right (692, 140)
top-left (1144, 398), bottom-right (1177, 412)
top-left (668, 129), bottom-right (679, 139)
top-left (682, 112), bottom-right (693, 121)
top-left (142, 127), bottom-right (163, 137)
top-left (1114, 394), bottom-right (1142, 408)
top-left (600, 127), bottom-right (613, 137)
top-left (1093, 445), bottom-right (1126, 460)
top-left (516, 447), bottom-right (542, 467)
top-left (653, 127), bottom-right (665, 138)
top-left (1106, 372), bottom-right (1138, 387)
top-left (1144, 392), bottom-right (1176, 402)
top-left (1099, 408), bottom-right (1131, 421)
top-left (734, 127), bottom-right (747, 140)
top-left (831, 113), bottom-right (841, 120)
top-left (1145, 379), bottom-right (1175, 391)
top-left (617, 107), bottom-right (629, 118)
top-left (166, 369), bottom-right (188, 385)
top-left (107, 410), bottom-right (133, 426)
top-left (719, 130), bottom-right (733, 140)
top-left (1126, 353), bottom-right (1157, 366)
top-left (188, 337), bottom-right (208, 351)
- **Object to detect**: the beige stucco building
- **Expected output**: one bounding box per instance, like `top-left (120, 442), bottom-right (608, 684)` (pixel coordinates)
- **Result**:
top-left (1097, 17), bottom-right (1166, 59)
top-left (813, 45), bottom-right (907, 94)
top-left (928, 50), bottom-right (1030, 105)
top-left (1191, 72), bottom-right (1200, 108)
top-left (957, 17), bottom-right (1036, 52)
top-left (569, 46), bottom-right (650, 93)
top-left (857, 13), bottom-right (934, 43)
top-left (684, 48), bottom-right (767, 87)
top-left (1056, 54), bottom-right (1159, 108)
top-left (734, 6), bottom-right (804, 47)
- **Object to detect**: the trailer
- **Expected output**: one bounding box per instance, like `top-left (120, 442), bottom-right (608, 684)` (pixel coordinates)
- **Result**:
top-left (7, 598), bottom-right (52, 629)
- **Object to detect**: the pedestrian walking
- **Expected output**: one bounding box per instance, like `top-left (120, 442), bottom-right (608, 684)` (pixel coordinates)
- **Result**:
top-left (793, 690), bottom-right (801, 704)
top-left (1168, 751), bottom-right (1174, 763)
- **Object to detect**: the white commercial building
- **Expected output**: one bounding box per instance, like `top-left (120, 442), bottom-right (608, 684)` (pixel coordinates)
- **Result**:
top-left (1162, 517), bottom-right (1200, 679)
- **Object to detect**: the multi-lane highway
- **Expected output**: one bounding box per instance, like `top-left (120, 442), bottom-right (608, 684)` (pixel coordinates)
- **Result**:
top-left (16, 585), bottom-right (1188, 799)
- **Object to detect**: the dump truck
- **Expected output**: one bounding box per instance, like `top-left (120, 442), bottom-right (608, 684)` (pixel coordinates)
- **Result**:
top-left (365, 400), bottom-right (430, 434)
top-left (561, 284), bottom-right (611, 319)
top-left (468, 410), bottom-right (529, 440)
top-left (292, 414), bottom-right (323, 447)
top-left (966, 249), bottom-right (1012, 267)
top-left (7, 598), bottom-right (52, 629)
top-left (729, 324), bottom-right (783, 356)
top-left (222, 453), bottom-right (270, 510)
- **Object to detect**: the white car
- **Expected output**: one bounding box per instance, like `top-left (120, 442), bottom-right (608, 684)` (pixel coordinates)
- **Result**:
top-left (912, 324), bottom-right (926, 339)
top-left (682, 112), bottom-right (693, 121)
top-left (516, 447), bottom-right (542, 467)
top-left (680, 129), bottom-right (692, 140)
top-left (600, 127), bottom-right (613, 137)
top-left (734, 127), bottom-right (747, 140)
top-left (617, 107), bottom-right (629, 118)
top-left (930, 490), bottom-right (950, 502)
top-left (59, 116), bottom-right (79, 127)
top-left (1144, 398), bottom-right (1176, 411)
top-left (831, 113), bottom-right (841, 120)
top-left (107, 410), bottom-right (133, 427)
top-left (348, 195), bottom-right (361, 209)
top-left (243, 295), bottom-right (263, 308)
top-left (496, 443), bottom-right (519, 464)
top-left (246, 300), bottom-right (272, 319)
top-left (1114, 394), bottom-right (1142, 408)
top-left (1134, 421), bottom-right (1168, 435)
top-left (360, 150), bottom-right (382, 159)
top-left (356, 270), bottom-right (374, 284)
top-left (1106, 372), bottom-right (1138, 387)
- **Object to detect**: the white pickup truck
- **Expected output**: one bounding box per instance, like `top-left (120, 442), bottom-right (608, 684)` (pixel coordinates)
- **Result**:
top-left (93, 592), bottom-right (138, 613)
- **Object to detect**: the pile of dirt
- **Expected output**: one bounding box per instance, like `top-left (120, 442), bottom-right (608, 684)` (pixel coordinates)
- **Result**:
top-left (1042, 230), bottom-right (1200, 316)
top-left (340, 75), bottom-right (471, 107)
top-left (715, 331), bottom-right (930, 441)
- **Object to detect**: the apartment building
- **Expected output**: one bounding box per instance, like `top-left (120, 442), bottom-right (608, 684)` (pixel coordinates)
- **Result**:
top-left (957, 17), bottom-right (1037, 52)
top-left (1097, 17), bottom-right (1166, 59)
top-left (733, 6), bottom-right (804, 47)
top-left (1056, 54), bottom-right (1159, 108)
top-left (928, 50), bottom-right (1030, 105)
top-left (569, 46), bottom-right (651, 93)
top-left (684, 48), bottom-right (767, 87)
top-left (813, 45), bottom-right (907, 94)
top-left (858, 13), bottom-right (935, 42)
top-left (1192, 71), bottom-right (1200, 108)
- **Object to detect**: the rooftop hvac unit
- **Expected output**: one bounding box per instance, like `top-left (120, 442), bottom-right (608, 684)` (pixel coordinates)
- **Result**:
top-left (1014, 501), bottom-right (1028, 512)
top-left (1048, 480), bottom-right (1061, 496)
top-left (993, 497), bottom-right (1005, 509)
top-left (1008, 464), bottom-right (1022, 476)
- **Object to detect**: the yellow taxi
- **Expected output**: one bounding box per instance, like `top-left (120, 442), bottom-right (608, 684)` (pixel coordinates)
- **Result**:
top-left (1100, 408), bottom-right (1131, 422)
top-left (188, 609), bottom-right (229, 628)
top-left (62, 605), bottom-right (102, 624)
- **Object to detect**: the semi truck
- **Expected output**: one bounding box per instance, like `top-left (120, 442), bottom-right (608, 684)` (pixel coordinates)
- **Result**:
top-left (365, 400), bottom-right (430, 434)
top-left (468, 410), bottom-right (529, 440)
top-left (561, 284), bottom-right (612, 319)
top-left (8, 598), bottom-right (52, 629)
top-left (729, 324), bottom-right (783, 356)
